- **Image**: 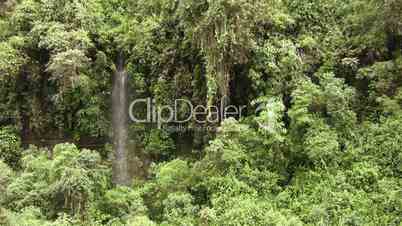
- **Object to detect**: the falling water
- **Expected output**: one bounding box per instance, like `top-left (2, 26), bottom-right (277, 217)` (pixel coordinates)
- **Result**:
top-left (112, 54), bottom-right (130, 185)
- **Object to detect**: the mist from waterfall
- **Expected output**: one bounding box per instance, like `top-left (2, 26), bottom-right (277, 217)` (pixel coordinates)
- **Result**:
top-left (112, 55), bottom-right (130, 185)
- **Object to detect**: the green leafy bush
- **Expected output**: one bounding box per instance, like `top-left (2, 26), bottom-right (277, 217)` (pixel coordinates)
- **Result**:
top-left (4, 143), bottom-right (109, 219)
top-left (93, 186), bottom-right (147, 223)
top-left (161, 192), bottom-right (197, 226)
top-left (0, 160), bottom-right (12, 201)
top-left (144, 129), bottom-right (175, 157)
top-left (0, 127), bottom-right (22, 169)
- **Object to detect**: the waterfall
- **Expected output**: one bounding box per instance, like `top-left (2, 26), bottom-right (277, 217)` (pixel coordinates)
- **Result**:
top-left (112, 54), bottom-right (130, 185)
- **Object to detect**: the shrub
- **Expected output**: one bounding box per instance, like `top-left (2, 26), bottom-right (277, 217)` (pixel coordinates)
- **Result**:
top-left (4, 143), bottom-right (109, 219)
top-left (162, 192), bottom-right (197, 226)
top-left (94, 186), bottom-right (147, 223)
top-left (127, 215), bottom-right (156, 226)
top-left (0, 126), bottom-right (21, 169)
top-left (0, 160), bottom-right (12, 202)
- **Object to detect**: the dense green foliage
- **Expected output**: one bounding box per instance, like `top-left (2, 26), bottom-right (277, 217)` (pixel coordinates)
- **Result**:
top-left (0, 0), bottom-right (401, 225)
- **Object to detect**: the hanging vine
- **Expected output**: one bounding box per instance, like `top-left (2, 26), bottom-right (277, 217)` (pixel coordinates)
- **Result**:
top-left (194, 0), bottom-right (262, 103)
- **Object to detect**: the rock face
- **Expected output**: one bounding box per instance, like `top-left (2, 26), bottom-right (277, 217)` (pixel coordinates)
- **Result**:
top-left (112, 54), bottom-right (130, 186)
